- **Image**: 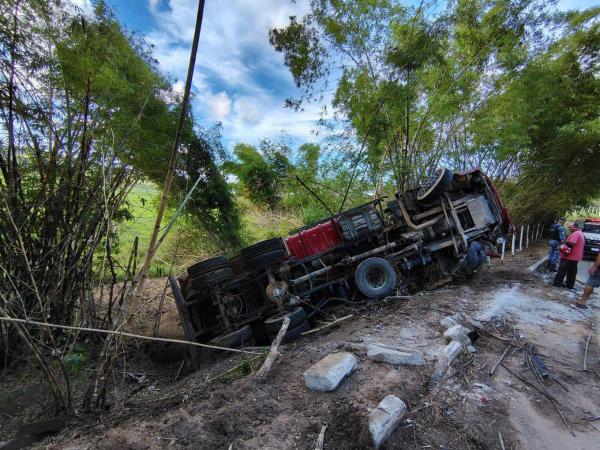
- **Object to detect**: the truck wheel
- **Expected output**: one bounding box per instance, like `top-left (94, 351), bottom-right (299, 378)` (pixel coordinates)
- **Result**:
top-left (190, 267), bottom-right (233, 290)
top-left (244, 249), bottom-right (286, 270)
top-left (241, 238), bottom-right (285, 259)
top-left (209, 325), bottom-right (253, 349)
top-left (188, 256), bottom-right (231, 278)
top-left (269, 320), bottom-right (310, 344)
top-left (229, 254), bottom-right (246, 275)
top-left (264, 307), bottom-right (307, 335)
top-left (354, 257), bottom-right (397, 298)
top-left (416, 167), bottom-right (453, 202)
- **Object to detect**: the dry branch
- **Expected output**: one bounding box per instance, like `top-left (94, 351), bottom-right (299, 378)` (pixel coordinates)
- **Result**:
top-left (583, 333), bottom-right (592, 371)
top-left (489, 345), bottom-right (512, 376)
top-left (255, 316), bottom-right (290, 379)
top-left (301, 315), bottom-right (353, 336)
top-left (315, 423), bottom-right (328, 450)
top-left (0, 316), bottom-right (260, 355)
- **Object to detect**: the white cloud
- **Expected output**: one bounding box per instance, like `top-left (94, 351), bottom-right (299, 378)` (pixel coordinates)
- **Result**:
top-left (206, 91), bottom-right (232, 121)
top-left (172, 80), bottom-right (185, 97)
top-left (68, 0), bottom-right (93, 15)
top-left (144, 0), bottom-right (322, 148)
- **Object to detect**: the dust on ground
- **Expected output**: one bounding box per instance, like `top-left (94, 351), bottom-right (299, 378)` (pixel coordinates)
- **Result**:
top-left (2, 244), bottom-right (599, 449)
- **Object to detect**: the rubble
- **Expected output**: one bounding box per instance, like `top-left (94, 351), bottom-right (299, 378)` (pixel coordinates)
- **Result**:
top-left (366, 343), bottom-right (425, 366)
top-left (443, 324), bottom-right (473, 345)
top-left (303, 352), bottom-right (357, 391)
top-left (439, 313), bottom-right (463, 329)
top-left (368, 395), bottom-right (407, 449)
top-left (431, 341), bottom-right (463, 385)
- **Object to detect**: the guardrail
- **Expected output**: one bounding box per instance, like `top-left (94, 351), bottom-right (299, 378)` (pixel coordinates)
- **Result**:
top-left (502, 223), bottom-right (544, 260)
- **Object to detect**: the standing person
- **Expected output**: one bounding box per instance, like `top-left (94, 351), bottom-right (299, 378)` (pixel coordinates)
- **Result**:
top-left (547, 218), bottom-right (566, 271)
top-left (574, 252), bottom-right (600, 309)
top-left (553, 222), bottom-right (585, 289)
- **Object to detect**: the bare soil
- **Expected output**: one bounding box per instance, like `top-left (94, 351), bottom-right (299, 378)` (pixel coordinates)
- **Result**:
top-left (2, 244), bottom-right (599, 449)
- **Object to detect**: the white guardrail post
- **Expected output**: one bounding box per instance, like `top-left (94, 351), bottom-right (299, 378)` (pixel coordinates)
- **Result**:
top-left (512, 229), bottom-right (516, 256)
top-left (519, 225), bottom-right (524, 252)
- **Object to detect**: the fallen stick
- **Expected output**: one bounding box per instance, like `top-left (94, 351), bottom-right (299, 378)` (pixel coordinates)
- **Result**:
top-left (315, 423), bottom-right (327, 450)
top-left (301, 315), bottom-right (353, 336)
top-left (498, 431), bottom-right (506, 450)
top-left (255, 316), bottom-right (290, 379)
top-left (0, 316), bottom-right (260, 355)
top-left (490, 345), bottom-right (512, 376)
top-left (583, 333), bottom-right (592, 371)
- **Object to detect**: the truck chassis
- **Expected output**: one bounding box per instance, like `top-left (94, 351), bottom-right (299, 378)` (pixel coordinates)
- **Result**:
top-left (172, 168), bottom-right (511, 350)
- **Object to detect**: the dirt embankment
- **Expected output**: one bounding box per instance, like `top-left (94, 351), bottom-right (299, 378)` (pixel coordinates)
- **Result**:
top-left (2, 244), bottom-right (599, 449)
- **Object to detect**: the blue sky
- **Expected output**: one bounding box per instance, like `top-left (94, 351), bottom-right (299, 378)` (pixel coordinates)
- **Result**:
top-left (71, 0), bottom-right (598, 151)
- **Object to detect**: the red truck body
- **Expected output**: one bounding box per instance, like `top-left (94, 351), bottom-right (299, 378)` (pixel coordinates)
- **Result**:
top-left (285, 219), bottom-right (343, 259)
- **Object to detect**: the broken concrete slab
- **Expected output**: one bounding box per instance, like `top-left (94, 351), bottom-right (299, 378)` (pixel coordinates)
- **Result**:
top-left (440, 340), bottom-right (463, 360)
top-left (368, 395), bottom-right (407, 449)
top-left (443, 324), bottom-right (472, 345)
top-left (440, 315), bottom-right (459, 329)
top-left (366, 343), bottom-right (425, 366)
top-left (431, 341), bottom-right (463, 385)
top-left (304, 352), bottom-right (357, 391)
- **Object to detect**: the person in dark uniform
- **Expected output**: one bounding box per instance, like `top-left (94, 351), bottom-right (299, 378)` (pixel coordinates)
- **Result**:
top-left (547, 218), bottom-right (566, 271)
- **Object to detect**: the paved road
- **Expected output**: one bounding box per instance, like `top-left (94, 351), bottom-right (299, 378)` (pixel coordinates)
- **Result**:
top-left (577, 259), bottom-right (593, 284)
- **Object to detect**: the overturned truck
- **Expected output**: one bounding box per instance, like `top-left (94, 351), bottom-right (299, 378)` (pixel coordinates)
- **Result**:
top-left (172, 168), bottom-right (510, 349)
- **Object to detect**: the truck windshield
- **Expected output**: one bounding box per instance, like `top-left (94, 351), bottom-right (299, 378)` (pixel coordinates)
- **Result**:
top-left (583, 223), bottom-right (600, 233)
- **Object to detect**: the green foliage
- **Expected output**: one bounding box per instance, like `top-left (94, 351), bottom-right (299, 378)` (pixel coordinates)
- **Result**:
top-left (472, 9), bottom-right (600, 221)
top-left (223, 143), bottom-right (289, 208)
top-left (270, 0), bottom-right (600, 222)
top-left (63, 345), bottom-right (88, 375)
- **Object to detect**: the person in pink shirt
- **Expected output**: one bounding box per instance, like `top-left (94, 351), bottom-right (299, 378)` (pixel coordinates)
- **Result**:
top-left (553, 222), bottom-right (586, 289)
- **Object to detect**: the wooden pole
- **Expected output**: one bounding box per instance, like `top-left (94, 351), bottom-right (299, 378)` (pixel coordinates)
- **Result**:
top-left (137, 0), bottom-right (206, 291)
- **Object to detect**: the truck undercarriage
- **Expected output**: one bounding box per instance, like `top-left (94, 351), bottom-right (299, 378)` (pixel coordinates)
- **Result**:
top-left (171, 168), bottom-right (511, 350)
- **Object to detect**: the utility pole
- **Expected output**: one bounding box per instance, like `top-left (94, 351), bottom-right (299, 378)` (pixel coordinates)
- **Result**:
top-left (137, 0), bottom-right (206, 292)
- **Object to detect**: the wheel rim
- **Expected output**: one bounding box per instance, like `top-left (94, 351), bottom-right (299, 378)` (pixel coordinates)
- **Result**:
top-left (365, 267), bottom-right (387, 289)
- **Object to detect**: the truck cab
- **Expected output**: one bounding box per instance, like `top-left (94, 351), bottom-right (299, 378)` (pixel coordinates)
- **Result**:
top-left (583, 219), bottom-right (600, 259)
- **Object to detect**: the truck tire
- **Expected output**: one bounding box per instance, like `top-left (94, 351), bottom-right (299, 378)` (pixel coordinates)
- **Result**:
top-left (416, 167), bottom-right (454, 202)
top-left (229, 254), bottom-right (246, 275)
top-left (190, 267), bottom-right (234, 290)
top-left (264, 307), bottom-right (307, 335)
top-left (188, 256), bottom-right (231, 278)
top-left (244, 249), bottom-right (286, 270)
top-left (269, 320), bottom-right (310, 344)
top-left (354, 257), bottom-right (397, 298)
top-left (241, 238), bottom-right (285, 260)
top-left (209, 325), bottom-right (254, 349)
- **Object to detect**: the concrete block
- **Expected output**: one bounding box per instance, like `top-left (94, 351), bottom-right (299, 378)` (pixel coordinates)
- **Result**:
top-left (367, 343), bottom-right (425, 366)
top-left (304, 352), bottom-right (357, 391)
top-left (431, 341), bottom-right (464, 385)
top-left (440, 316), bottom-right (458, 329)
top-left (440, 340), bottom-right (463, 361)
top-left (443, 324), bottom-right (472, 345)
top-left (368, 395), bottom-right (407, 449)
